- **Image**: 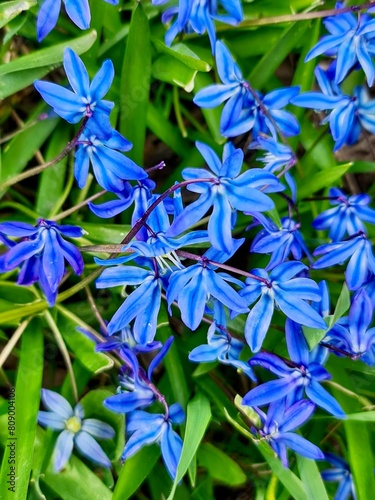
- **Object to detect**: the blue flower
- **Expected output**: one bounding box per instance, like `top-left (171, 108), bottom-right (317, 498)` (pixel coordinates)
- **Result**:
top-left (313, 231), bottom-right (375, 290)
top-left (243, 319), bottom-right (345, 418)
top-left (74, 126), bottom-right (147, 192)
top-left (305, 1), bottom-right (375, 85)
top-left (37, 0), bottom-right (119, 42)
top-left (189, 321), bottom-right (256, 379)
top-left (194, 41), bottom-right (300, 137)
top-left (123, 403), bottom-right (185, 479)
top-left (35, 48), bottom-right (115, 139)
top-left (239, 261), bottom-right (326, 352)
top-left (250, 213), bottom-right (311, 270)
top-left (0, 219), bottom-right (84, 305)
top-left (324, 290), bottom-right (375, 365)
top-left (291, 65), bottom-right (375, 150)
top-left (156, 0), bottom-right (243, 52)
top-left (38, 389), bottom-right (115, 472)
top-left (96, 261), bottom-right (166, 344)
top-left (96, 326), bottom-right (163, 356)
top-left (167, 243), bottom-right (249, 331)
top-left (252, 399), bottom-right (324, 467)
top-left (312, 187), bottom-right (375, 241)
top-left (321, 453), bottom-right (356, 500)
top-left (166, 141), bottom-right (283, 253)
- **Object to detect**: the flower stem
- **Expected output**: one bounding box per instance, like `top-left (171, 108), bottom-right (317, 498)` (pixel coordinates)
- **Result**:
top-left (52, 189), bottom-right (107, 222)
top-left (0, 117), bottom-right (89, 192)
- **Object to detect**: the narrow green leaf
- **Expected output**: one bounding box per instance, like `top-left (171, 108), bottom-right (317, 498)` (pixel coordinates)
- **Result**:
top-left (168, 393), bottom-right (211, 499)
top-left (298, 163), bottom-right (351, 199)
top-left (0, 318), bottom-right (43, 500)
top-left (0, 0), bottom-right (36, 28)
top-left (248, 21), bottom-right (310, 88)
top-left (147, 102), bottom-right (189, 156)
top-left (297, 456), bottom-right (329, 500)
top-left (153, 40), bottom-right (211, 72)
top-left (197, 443), bottom-right (246, 486)
top-left (332, 283), bottom-right (350, 325)
top-left (119, 3), bottom-right (151, 165)
top-left (113, 445), bottom-right (160, 500)
top-left (347, 411), bottom-right (375, 421)
top-left (153, 55), bottom-right (198, 92)
top-left (0, 31), bottom-right (97, 98)
top-left (79, 221), bottom-right (132, 244)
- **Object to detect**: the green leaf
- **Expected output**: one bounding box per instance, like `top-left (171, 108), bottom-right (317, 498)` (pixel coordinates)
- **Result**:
top-left (147, 102), bottom-right (189, 156)
top-left (0, 0), bottom-right (36, 29)
top-left (297, 163), bottom-right (351, 199)
top-left (153, 40), bottom-right (211, 72)
top-left (79, 222), bottom-right (132, 244)
top-left (113, 445), bottom-right (160, 500)
top-left (168, 393), bottom-right (211, 499)
top-left (332, 282), bottom-right (350, 325)
top-left (197, 443), bottom-right (246, 486)
top-left (119, 2), bottom-right (151, 165)
top-left (0, 318), bottom-right (43, 500)
top-left (247, 21), bottom-right (310, 89)
top-left (153, 55), bottom-right (198, 92)
top-left (42, 454), bottom-right (112, 500)
top-left (303, 316), bottom-right (331, 349)
top-left (347, 411), bottom-right (375, 421)
top-left (297, 456), bottom-right (329, 500)
top-left (0, 31), bottom-right (97, 98)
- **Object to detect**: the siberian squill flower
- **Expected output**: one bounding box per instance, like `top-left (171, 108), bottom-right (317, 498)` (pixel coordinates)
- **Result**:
top-left (250, 213), bottom-right (311, 270)
top-left (291, 65), bottom-right (375, 150)
top-left (74, 125), bottom-right (147, 192)
top-left (305, 1), bottom-right (375, 85)
top-left (0, 219), bottom-right (84, 305)
top-left (35, 48), bottom-right (115, 139)
top-left (252, 399), bottom-right (324, 467)
top-left (194, 41), bottom-right (300, 137)
top-left (189, 321), bottom-right (256, 380)
top-left (239, 261), bottom-right (326, 352)
top-left (243, 319), bottom-right (345, 418)
top-left (313, 231), bottom-right (375, 290)
top-left (324, 290), bottom-right (375, 365)
top-left (167, 242), bottom-right (249, 331)
top-left (156, 0), bottom-right (243, 51)
top-left (166, 141), bottom-right (283, 253)
top-left (321, 453), bottom-right (356, 500)
top-left (123, 403), bottom-right (185, 479)
top-left (313, 187), bottom-right (375, 241)
top-left (38, 389), bottom-right (114, 472)
top-left (96, 326), bottom-right (162, 356)
top-left (37, 0), bottom-right (119, 42)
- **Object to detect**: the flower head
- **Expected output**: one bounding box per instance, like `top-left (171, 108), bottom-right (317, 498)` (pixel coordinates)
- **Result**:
top-left (321, 453), bottom-right (356, 500)
top-left (35, 48), bottom-right (115, 139)
top-left (0, 219), bottom-right (84, 305)
top-left (38, 389), bottom-right (115, 471)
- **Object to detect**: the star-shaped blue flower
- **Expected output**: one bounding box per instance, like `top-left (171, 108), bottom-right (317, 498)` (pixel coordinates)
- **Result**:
top-left (38, 389), bottom-right (114, 472)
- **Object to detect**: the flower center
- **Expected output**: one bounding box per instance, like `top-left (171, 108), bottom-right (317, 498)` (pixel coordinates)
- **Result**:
top-left (65, 416), bottom-right (82, 433)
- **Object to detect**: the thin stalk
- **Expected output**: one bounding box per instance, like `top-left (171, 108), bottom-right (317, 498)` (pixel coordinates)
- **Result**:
top-left (0, 117), bottom-right (89, 191)
top-left (0, 318), bottom-right (31, 369)
top-left (52, 189), bottom-right (107, 221)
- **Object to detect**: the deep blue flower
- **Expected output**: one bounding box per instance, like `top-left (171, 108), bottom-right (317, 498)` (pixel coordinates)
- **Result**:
top-left (291, 65), bottom-right (375, 150)
top-left (167, 242), bottom-right (249, 331)
top-left (250, 213), bottom-right (311, 270)
top-left (123, 403), bottom-right (185, 479)
top-left (243, 319), bottom-right (345, 418)
top-left (239, 261), bottom-right (326, 352)
top-left (96, 261), bottom-right (167, 344)
top-left (38, 389), bottom-right (114, 472)
top-left (321, 453), bottom-right (356, 500)
top-left (74, 126), bottom-right (147, 192)
top-left (313, 231), bottom-right (375, 290)
top-left (305, 1), bottom-right (375, 85)
top-left (166, 141), bottom-right (283, 253)
top-left (0, 219), bottom-right (84, 305)
top-left (313, 187), bottom-right (375, 241)
top-left (35, 48), bottom-right (115, 139)
top-left (194, 41), bottom-right (300, 138)
top-left (324, 290), bottom-right (375, 365)
top-left (252, 398), bottom-right (324, 467)
top-left (96, 326), bottom-right (163, 356)
top-left (37, 0), bottom-right (119, 42)
top-left (189, 321), bottom-right (256, 379)
top-left (156, 0), bottom-right (243, 51)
